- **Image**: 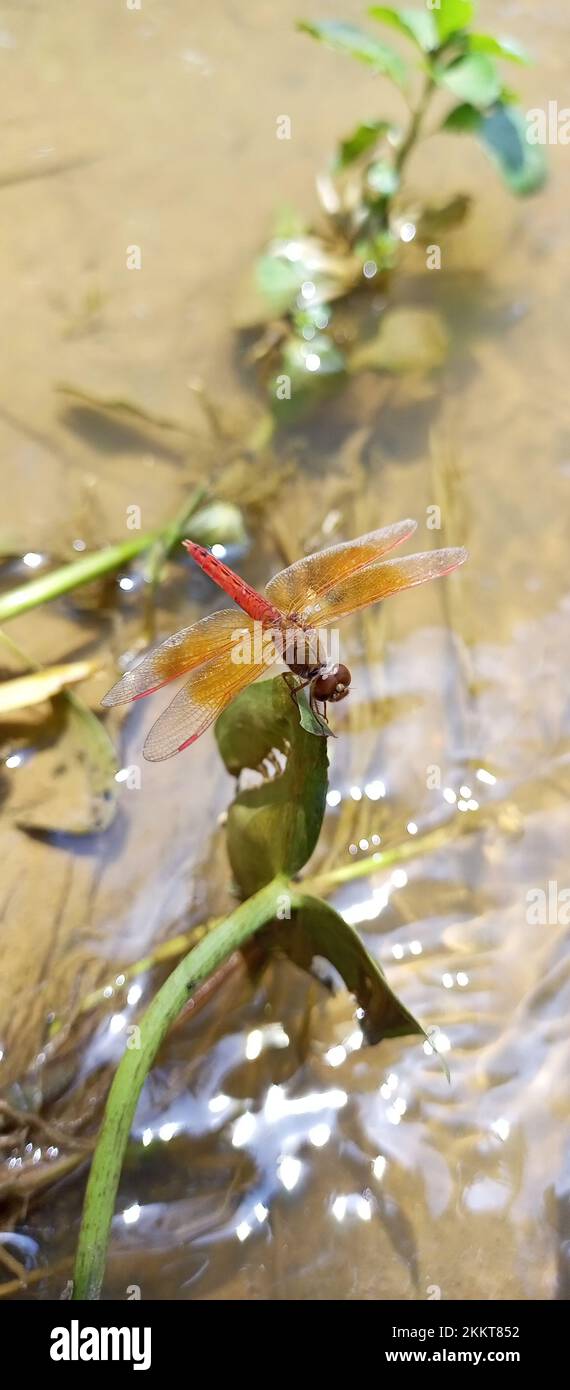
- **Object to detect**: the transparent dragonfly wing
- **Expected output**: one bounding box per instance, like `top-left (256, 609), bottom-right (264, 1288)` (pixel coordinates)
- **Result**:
top-left (265, 520), bottom-right (417, 622)
top-left (101, 609), bottom-right (252, 706)
top-left (300, 548), bottom-right (468, 627)
top-left (143, 638), bottom-right (275, 761)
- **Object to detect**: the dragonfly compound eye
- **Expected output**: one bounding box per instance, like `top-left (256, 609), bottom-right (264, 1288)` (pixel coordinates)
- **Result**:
top-left (313, 663), bottom-right (352, 702)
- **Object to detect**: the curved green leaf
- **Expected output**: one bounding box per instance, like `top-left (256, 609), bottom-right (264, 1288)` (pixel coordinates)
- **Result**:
top-left (215, 676), bottom-right (328, 896)
top-left (296, 684), bottom-right (333, 737)
top-left (434, 0), bottom-right (474, 43)
top-left (437, 52), bottom-right (501, 108)
top-left (335, 118), bottom-right (393, 170)
top-left (480, 103), bottom-right (547, 195)
top-left (274, 891), bottom-right (427, 1045)
top-left (369, 6), bottom-right (439, 53)
top-left (234, 235), bottom-right (361, 329)
top-left (298, 19), bottom-right (408, 88)
top-left (468, 32), bottom-right (529, 65)
top-left (443, 100), bottom-right (547, 195)
top-left (441, 100), bottom-right (481, 134)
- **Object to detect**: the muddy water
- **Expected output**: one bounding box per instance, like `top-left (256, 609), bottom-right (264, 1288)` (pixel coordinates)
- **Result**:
top-left (0, 1), bottom-right (569, 1299)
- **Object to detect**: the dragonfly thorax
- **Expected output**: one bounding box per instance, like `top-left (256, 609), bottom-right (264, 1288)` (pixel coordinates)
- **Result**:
top-left (276, 625), bottom-right (329, 672)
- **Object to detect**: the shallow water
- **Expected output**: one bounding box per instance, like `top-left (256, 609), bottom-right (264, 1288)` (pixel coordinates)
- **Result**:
top-left (0, 0), bottom-right (569, 1300)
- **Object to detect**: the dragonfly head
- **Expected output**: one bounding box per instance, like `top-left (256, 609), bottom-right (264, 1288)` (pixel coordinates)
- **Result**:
top-left (312, 663), bottom-right (351, 704)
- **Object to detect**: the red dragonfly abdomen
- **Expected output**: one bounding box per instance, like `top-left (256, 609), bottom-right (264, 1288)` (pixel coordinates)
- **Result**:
top-left (183, 541), bottom-right (282, 624)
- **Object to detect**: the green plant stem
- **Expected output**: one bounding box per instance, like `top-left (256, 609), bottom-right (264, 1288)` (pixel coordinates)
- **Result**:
top-left (0, 535), bottom-right (161, 624)
top-left (394, 74), bottom-right (435, 176)
top-left (143, 486), bottom-right (207, 589)
top-left (75, 921), bottom-right (215, 1018)
top-left (74, 821), bottom-right (471, 1022)
top-left (72, 873), bottom-right (292, 1301)
top-left (0, 487), bottom-right (208, 625)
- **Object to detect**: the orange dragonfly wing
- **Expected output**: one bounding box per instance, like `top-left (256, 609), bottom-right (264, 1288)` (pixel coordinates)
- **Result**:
top-left (265, 520), bottom-right (417, 621)
top-left (143, 640), bottom-right (272, 761)
top-left (299, 547), bottom-right (467, 628)
top-left (101, 609), bottom-right (252, 707)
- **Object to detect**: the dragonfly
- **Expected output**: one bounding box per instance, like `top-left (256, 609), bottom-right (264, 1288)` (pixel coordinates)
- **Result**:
top-left (102, 520), bottom-right (466, 760)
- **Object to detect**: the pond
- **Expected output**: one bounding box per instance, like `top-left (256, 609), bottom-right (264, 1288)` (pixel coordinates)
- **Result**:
top-left (0, 0), bottom-right (568, 1301)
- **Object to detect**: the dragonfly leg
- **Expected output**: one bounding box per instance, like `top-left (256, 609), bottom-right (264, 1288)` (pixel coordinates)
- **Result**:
top-left (309, 689), bottom-right (326, 721)
top-left (282, 671), bottom-right (312, 708)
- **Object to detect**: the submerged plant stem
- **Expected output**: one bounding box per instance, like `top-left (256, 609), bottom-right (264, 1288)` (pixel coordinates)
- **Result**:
top-left (73, 874), bottom-right (292, 1301)
top-left (0, 486), bottom-right (207, 625)
top-left (0, 535), bottom-right (160, 624)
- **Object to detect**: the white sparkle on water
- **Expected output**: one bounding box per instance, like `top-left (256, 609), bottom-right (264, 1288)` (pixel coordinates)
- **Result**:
top-left (476, 767), bottom-right (496, 785)
top-left (232, 1112), bottom-right (256, 1148)
top-left (277, 1155), bottom-right (302, 1192)
top-left (123, 1203), bottom-right (141, 1225)
top-left (365, 779), bottom-right (385, 800)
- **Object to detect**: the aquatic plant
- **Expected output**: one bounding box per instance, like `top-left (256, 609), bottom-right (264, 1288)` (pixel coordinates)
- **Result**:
top-left (235, 1), bottom-right (546, 420)
top-left (73, 673), bottom-right (454, 1298)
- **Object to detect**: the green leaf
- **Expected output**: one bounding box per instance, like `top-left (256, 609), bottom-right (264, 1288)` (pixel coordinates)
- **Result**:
top-left (468, 32), bottom-right (530, 65)
top-left (297, 19), bottom-right (408, 87)
top-left (441, 100), bottom-right (480, 133)
top-left (215, 676), bottom-right (328, 896)
top-left (481, 103), bottom-right (547, 195)
top-left (296, 684), bottom-right (333, 737)
top-left (335, 119), bottom-right (392, 170)
top-left (233, 255), bottom-right (297, 328)
top-left (369, 6), bottom-right (439, 53)
top-left (437, 52), bottom-right (501, 108)
top-left (434, 0), bottom-right (474, 43)
top-left (277, 892), bottom-right (427, 1046)
top-left (443, 100), bottom-right (547, 195)
top-left (234, 236), bottom-right (361, 328)
top-left (349, 307), bottom-right (449, 375)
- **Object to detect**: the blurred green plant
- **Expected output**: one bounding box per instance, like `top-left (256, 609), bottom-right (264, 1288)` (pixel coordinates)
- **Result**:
top-left (73, 674), bottom-right (442, 1299)
top-left (235, 1), bottom-right (546, 421)
top-left (0, 490), bottom-right (246, 833)
top-left (0, 491), bottom-right (247, 624)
